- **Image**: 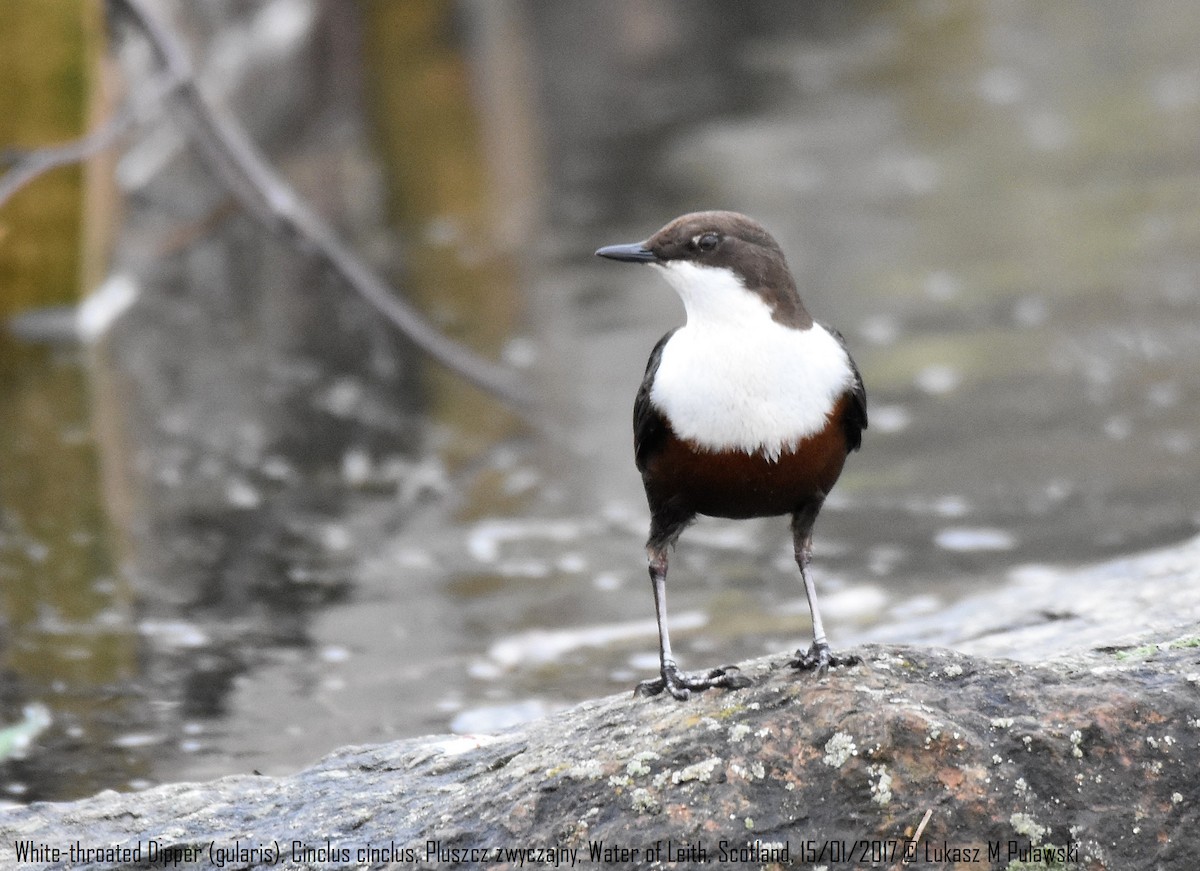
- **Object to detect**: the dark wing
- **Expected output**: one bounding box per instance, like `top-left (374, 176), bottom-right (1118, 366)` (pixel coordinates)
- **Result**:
top-left (826, 325), bottom-right (867, 453)
top-left (633, 330), bottom-right (677, 474)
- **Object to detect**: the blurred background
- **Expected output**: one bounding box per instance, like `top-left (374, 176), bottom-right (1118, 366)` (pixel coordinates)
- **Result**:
top-left (2, 0), bottom-right (1199, 802)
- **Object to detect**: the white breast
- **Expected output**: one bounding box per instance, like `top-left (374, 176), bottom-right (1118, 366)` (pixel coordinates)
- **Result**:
top-left (648, 261), bottom-right (854, 461)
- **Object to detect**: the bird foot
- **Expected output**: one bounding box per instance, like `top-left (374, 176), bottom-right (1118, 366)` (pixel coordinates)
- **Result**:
top-left (789, 641), bottom-right (860, 676)
top-left (634, 662), bottom-right (752, 701)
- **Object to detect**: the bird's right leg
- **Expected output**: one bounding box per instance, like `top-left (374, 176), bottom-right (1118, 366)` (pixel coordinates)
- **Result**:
top-left (634, 542), bottom-right (751, 700)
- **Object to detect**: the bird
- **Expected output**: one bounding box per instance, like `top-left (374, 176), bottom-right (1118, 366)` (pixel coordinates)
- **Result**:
top-left (595, 210), bottom-right (867, 700)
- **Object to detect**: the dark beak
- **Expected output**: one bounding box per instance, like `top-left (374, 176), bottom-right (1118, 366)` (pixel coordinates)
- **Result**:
top-left (595, 242), bottom-right (658, 263)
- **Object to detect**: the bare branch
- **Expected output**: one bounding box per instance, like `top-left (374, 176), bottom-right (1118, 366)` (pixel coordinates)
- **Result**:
top-left (117, 0), bottom-right (532, 408)
top-left (2, 0), bottom-right (532, 409)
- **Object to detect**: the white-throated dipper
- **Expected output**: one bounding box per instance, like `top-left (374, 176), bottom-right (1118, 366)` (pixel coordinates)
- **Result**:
top-left (596, 211), bottom-right (868, 700)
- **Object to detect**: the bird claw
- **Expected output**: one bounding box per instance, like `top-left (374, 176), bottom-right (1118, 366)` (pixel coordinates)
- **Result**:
top-left (789, 641), bottom-right (860, 676)
top-left (634, 662), bottom-right (752, 700)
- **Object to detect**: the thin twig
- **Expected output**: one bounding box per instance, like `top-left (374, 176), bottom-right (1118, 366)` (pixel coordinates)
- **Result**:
top-left (0, 112), bottom-right (130, 210)
top-left (1, 47), bottom-right (187, 211)
top-left (902, 808), bottom-right (933, 866)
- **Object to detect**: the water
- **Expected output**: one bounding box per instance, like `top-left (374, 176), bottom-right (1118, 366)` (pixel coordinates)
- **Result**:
top-left (3, 0), bottom-right (1200, 801)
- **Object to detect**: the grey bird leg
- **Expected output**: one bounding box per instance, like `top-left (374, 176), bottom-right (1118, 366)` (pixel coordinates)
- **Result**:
top-left (634, 544), bottom-right (751, 700)
top-left (789, 506), bottom-right (859, 674)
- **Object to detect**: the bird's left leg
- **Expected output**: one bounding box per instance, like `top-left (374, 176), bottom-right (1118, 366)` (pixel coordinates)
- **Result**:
top-left (788, 505), bottom-right (859, 675)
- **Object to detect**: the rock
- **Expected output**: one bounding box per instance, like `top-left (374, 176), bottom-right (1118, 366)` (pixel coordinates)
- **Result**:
top-left (867, 533), bottom-right (1200, 666)
top-left (3, 629), bottom-right (1198, 870)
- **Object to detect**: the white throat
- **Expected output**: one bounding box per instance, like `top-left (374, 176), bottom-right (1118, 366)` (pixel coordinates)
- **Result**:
top-left (649, 261), bottom-right (854, 460)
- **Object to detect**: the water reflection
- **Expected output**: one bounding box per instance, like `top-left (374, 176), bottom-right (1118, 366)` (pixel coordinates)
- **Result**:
top-left (3, 0), bottom-right (1200, 802)
top-left (0, 336), bottom-right (141, 800)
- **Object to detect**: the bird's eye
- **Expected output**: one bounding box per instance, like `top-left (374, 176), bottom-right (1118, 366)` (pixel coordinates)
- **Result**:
top-left (694, 233), bottom-right (720, 252)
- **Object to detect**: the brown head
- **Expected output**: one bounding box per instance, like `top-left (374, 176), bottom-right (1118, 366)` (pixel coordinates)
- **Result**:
top-left (595, 211), bottom-right (812, 329)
